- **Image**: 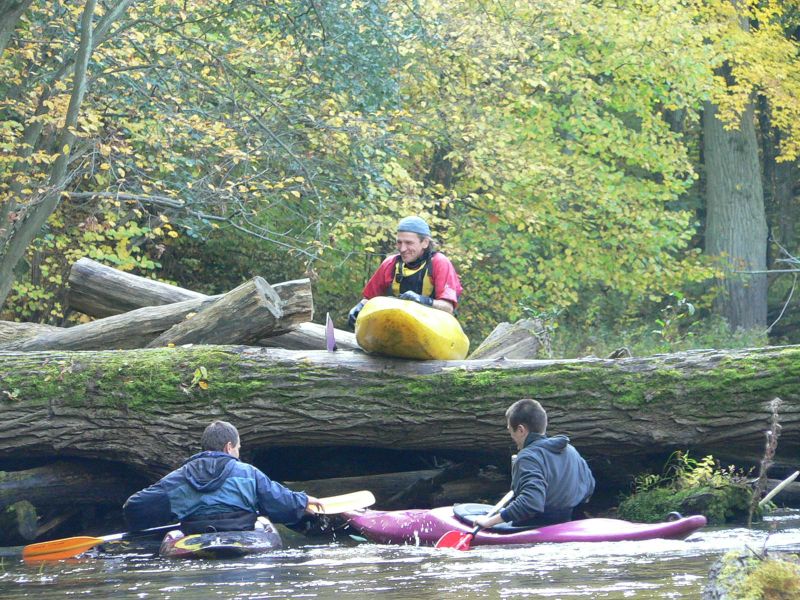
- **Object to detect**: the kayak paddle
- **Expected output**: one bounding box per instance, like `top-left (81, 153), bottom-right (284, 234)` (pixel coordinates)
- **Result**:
top-left (22, 490), bottom-right (376, 561)
top-left (435, 489), bottom-right (514, 550)
top-left (307, 490), bottom-right (376, 515)
top-left (325, 312), bottom-right (338, 351)
top-left (22, 522), bottom-right (179, 562)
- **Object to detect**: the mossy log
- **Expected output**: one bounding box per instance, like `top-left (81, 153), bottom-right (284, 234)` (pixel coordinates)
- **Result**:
top-left (0, 345), bottom-right (798, 477)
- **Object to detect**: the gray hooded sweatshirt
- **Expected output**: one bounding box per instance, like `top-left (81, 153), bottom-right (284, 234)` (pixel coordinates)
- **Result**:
top-left (499, 432), bottom-right (595, 526)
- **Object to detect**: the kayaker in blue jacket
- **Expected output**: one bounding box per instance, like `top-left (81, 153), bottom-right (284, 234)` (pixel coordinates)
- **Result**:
top-left (123, 420), bottom-right (322, 533)
top-left (475, 399), bottom-right (595, 528)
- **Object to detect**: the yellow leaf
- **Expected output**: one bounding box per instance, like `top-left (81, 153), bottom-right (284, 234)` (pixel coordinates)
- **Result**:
top-left (167, 230), bottom-right (179, 238)
top-left (198, 380), bottom-right (209, 390)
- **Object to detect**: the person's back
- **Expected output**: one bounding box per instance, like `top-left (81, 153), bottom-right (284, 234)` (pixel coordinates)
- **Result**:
top-left (504, 433), bottom-right (595, 526)
top-left (123, 421), bottom-right (320, 533)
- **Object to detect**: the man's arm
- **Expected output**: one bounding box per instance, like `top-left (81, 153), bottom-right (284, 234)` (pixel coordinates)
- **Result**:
top-left (430, 254), bottom-right (462, 312)
top-left (254, 468), bottom-right (311, 524)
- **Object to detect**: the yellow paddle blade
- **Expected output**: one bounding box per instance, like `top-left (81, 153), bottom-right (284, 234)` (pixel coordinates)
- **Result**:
top-left (309, 490), bottom-right (376, 515)
top-left (22, 536), bottom-right (104, 562)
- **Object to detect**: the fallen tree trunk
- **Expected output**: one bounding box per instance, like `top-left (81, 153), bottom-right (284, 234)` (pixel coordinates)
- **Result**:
top-left (468, 319), bottom-right (545, 359)
top-left (0, 345), bottom-right (798, 476)
top-left (0, 279), bottom-right (313, 352)
top-left (0, 461), bottom-right (143, 511)
top-left (68, 257), bottom-right (205, 317)
top-left (0, 321), bottom-right (61, 344)
top-left (260, 322), bottom-right (358, 351)
top-left (147, 277), bottom-right (282, 347)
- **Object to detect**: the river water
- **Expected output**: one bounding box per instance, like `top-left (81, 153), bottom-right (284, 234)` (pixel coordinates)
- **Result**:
top-left (2, 511), bottom-right (799, 599)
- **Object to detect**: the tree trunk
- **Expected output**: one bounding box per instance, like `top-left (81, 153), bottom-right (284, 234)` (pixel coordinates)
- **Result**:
top-left (0, 0), bottom-right (33, 61)
top-left (146, 277), bottom-right (283, 347)
top-left (0, 461), bottom-right (142, 511)
top-left (468, 319), bottom-right (545, 359)
top-left (703, 99), bottom-right (768, 331)
top-left (703, 25), bottom-right (768, 333)
top-left (67, 257), bottom-right (206, 317)
top-left (0, 320), bottom-right (61, 344)
top-left (0, 0), bottom-right (97, 310)
top-left (260, 322), bottom-right (358, 351)
top-left (0, 279), bottom-right (313, 351)
top-left (0, 345), bottom-right (797, 475)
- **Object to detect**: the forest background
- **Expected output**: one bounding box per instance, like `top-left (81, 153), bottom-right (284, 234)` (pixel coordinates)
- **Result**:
top-left (1, 0), bottom-right (799, 358)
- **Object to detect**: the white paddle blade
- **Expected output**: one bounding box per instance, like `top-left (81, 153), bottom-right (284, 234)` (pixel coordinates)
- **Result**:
top-left (310, 490), bottom-right (376, 514)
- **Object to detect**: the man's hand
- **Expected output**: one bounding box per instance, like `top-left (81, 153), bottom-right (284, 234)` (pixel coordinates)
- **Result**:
top-left (474, 513), bottom-right (504, 529)
top-left (304, 495), bottom-right (325, 514)
top-left (399, 291), bottom-right (433, 306)
top-left (347, 299), bottom-right (367, 329)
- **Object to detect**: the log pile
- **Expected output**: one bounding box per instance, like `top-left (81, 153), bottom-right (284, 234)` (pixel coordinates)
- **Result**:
top-left (0, 257), bottom-right (358, 352)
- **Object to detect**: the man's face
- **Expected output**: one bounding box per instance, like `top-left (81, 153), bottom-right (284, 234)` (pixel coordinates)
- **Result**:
top-left (507, 421), bottom-right (529, 451)
top-left (396, 231), bottom-right (429, 264)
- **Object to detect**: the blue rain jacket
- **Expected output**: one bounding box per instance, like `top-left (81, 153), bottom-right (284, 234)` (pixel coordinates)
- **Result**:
top-left (123, 451), bottom-right (307, 530)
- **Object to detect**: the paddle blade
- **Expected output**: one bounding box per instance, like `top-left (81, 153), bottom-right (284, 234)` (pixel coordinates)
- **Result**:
top-left (309, 490), bottom-right (376, 515)
top-left (325, 313), bottom-right (337, 351)
top-left (22, 536), bottom-right (104, 562)
top-left (434, 530), bottom-right (473, 550)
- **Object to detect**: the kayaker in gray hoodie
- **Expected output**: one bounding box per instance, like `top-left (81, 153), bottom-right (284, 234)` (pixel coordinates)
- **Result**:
top-left (475, 399), bottom-right (595, 528)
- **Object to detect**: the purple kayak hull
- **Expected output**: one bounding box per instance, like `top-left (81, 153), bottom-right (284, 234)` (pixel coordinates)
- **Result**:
top-left (344, 507), bottom-right (707, 546)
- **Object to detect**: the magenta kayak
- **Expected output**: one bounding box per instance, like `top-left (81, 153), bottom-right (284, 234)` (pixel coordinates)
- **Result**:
top-left (343, 507), bottom-right (707, 546)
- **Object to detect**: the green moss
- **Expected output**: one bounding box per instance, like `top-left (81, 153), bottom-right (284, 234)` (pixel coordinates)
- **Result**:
top-left (714, 551), bottom-right (800, 600)
top-left (0, 347), bottom-right (244, 413)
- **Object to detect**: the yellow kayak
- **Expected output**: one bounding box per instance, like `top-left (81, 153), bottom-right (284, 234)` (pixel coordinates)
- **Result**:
top-left (355, 297), bottom-right (469, 360)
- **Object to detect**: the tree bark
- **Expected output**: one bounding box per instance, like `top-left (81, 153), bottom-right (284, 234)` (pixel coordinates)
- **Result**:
top-left (0, 345), bottom-right (797, 475)
top-left (468, 319), bottom-right (545, 359)
top-left (0, 461), bottom-right (141, 511)
top-left (0, 0), bottom-right (33, 61)
top-left (146, 277), bottom-right (283, 347)
top-left (260, 322), bottom-right (358, 351)
top-left (703, 13), bottom-right (768, 333)
top-left (0, 320), bottom-right (61, 344)
top-left (67, 257), bottom-right (206, 318)
top-left (0, 500), bottom-right (38, 544)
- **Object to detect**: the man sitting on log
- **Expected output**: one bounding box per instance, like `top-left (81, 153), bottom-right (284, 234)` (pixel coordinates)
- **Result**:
top-left (475, 399), bottom-right (595, 528)
top-left (347, 215), bottom-right (463, 328)
top-left (123, 420), bottom-right (322, 533)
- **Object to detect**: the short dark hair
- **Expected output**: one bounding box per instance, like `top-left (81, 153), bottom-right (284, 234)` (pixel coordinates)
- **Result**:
top-left (505, 399), bottom-right (547, 434)
top-left (201, 420), bottom-right (239, 451)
